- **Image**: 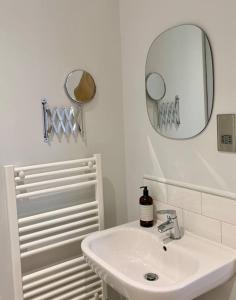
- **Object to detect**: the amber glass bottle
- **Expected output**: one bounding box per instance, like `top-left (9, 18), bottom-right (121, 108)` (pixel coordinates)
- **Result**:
top-left (139, 186), bottom-right (153, 227)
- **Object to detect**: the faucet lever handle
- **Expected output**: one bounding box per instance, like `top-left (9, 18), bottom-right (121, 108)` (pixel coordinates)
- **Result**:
top-left (157, 209), bottom-right (177, 218)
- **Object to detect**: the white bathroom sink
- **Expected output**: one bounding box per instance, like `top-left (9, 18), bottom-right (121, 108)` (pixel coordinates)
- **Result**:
top-left (82, 221), bottom-right (236, 300)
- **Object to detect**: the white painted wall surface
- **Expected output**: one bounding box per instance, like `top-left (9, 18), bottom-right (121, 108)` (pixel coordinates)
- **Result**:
top-left (0, 0), bottom-right (126, 299)
top-left (119, 0), bottom-right (236, 299)
top-left (0, 0), bottom-right (127, 225)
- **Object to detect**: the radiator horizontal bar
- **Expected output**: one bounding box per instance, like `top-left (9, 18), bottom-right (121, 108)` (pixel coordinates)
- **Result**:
top-left (23, 270), bottom-right (95, 298)
top-left (21, 234), bottom-right (88, 258)
top-left (22, 256), bottom-right (85, 283)
top-left (70, 288), bottom-right (103, 300)
top-left (23, 263), bottom-right (89, 291)
top-left (56, 283), bottom-right (102, 300)
top-left (20, 224), bottom-right (98, 250)
top-left (89, 295), bottom-right (103, 300)
top-left (16, 180), bottom-right (97, 199)
top-left (16, 172), bottom-right (96, 191)
top-left (15, 165), bottom-right (96, 182)
top-left (30, 276), bottom-right (101, 300)
top-left (14, 157), bottom-right (96, 172)
top-left (20, 216), bottom-right (99, 242)
top-left (18, 201), bottom-right (97, 225)
top-left (88, 294), bottom-right (103, 300)
top-left (19, 208), bottom-right (98, 233)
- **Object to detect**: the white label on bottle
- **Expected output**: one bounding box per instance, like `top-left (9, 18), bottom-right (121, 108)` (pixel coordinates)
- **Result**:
top-left (140, 204), bottom-right (153, 222)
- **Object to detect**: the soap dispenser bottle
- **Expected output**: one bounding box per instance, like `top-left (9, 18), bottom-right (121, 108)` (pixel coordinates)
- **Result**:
top-left (139, 186), bottom-right (153, 227)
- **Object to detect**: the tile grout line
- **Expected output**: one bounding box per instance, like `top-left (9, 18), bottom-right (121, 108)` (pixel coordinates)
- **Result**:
top-left (200, 192), bottom-right (203, 215)
top-left (166, 183), bottom-right (169, 204)
top-left (220, 221), bottom-right (223, 244)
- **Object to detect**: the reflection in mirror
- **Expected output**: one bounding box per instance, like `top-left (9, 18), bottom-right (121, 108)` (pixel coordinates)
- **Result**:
top-left (65, 69), bottom-right (96, 104)
top-left (146, 73), bottom-right (166, 100)
top-left (145, 24), bottom-right (214, 139)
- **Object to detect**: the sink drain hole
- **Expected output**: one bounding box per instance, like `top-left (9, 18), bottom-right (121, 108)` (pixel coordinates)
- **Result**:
top-left (144, 273), bottom-right (159, 281)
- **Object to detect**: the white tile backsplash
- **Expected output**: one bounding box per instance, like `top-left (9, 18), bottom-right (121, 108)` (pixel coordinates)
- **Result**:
top-left (168, 185), bottom-right (202, 213)
top-left (222, 222), bottom-right (236, 249)
top-left (145, 178), bottom-right (236, 250)
top-left (202, 193), bottom-right (236, 225)
top-left (183, 210), bottom-right (221, 243)
top-left (155, 200), bottom-right (183, 228)
top-left (144, 180), bottom-right (168, 203)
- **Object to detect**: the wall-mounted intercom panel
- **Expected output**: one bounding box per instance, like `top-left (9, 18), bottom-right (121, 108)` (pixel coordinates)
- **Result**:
top-left (217, 114), bottom-right (236, 152)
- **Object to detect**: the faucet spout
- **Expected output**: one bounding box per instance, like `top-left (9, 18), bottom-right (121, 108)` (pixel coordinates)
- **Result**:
top-left (157, 210), bottom-right (181, 240)
top-left (157, 217), bottom-right (174, 233)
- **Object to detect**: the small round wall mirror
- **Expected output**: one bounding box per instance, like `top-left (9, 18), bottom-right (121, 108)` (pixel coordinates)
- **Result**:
top-left (146, 73), bottom-right (166, 100)
top-left (65, 69), bottom-right (96, 104)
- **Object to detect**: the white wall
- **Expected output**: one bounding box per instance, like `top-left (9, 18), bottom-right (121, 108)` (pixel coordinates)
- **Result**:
top-left (119, 0), bottom-right (236, 299)
top-left (0, 0), bottom-right (126, 299)
top-left (0, 0), bottom-right (127, 226)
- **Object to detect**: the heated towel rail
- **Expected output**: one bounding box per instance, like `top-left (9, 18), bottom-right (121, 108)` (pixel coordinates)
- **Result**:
top-left (1, 154), bottom-right (105, 300)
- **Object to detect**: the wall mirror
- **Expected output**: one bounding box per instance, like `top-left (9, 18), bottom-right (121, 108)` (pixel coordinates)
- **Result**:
top-left (145, 24), bottom-right (214, 139)
top-left (65, 69), bottom-right (96, 104)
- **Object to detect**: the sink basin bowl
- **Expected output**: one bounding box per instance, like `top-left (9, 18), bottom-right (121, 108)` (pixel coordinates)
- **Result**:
top-left (82, 221), bottom-right (236, 300)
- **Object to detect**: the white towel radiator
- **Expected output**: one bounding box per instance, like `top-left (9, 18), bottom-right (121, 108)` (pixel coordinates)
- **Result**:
top-left (1, 154), bottom-right (105, 300)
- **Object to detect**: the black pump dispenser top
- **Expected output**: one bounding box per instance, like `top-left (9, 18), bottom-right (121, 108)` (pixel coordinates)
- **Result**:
top-left (140, 186), bottom-right (149, 197)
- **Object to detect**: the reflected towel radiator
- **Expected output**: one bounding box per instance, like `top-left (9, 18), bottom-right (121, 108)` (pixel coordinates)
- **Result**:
top-left (1, 154), bottom-right (105, 300)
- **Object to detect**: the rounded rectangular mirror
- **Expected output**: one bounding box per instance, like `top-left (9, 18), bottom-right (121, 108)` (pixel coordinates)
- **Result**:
top-left (145, 24), bottom-right (214, 139)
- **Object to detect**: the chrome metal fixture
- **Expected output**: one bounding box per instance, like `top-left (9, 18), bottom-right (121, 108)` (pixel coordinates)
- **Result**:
top-left (157, 210), bottom-right (181, 240)
top-left (157, 95), bottom-right (180, 129)
top-left (144, 273), bottom-right (159, 281)
top-left (41, 98), bottom-right (83, 143)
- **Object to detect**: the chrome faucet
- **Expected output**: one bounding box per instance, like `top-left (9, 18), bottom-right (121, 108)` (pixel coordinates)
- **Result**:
top-left (157, 210), bottom-right (181, 240)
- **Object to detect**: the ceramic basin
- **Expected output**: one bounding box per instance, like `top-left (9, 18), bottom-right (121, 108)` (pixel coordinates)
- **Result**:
top-left (82, 221), bottom-right (236, 300)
